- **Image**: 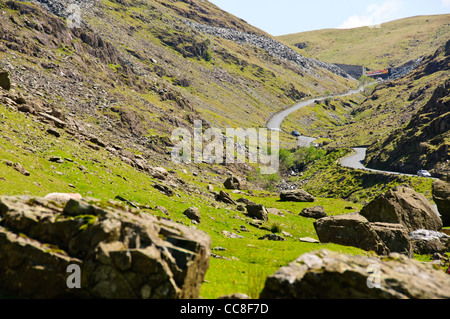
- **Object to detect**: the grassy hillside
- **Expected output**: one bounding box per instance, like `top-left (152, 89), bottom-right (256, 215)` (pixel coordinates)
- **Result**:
top-left (278, 14), bottom-right (450, 69)
top-left (0, 98), bottom-right (367, 299)
top-left (1, 0), bottom-right (353, 138)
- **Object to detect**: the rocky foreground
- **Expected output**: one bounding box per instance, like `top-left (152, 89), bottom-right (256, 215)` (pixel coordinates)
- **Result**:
top-left (260, 249), bottom-right (450, 299)
top-left (0, 181), bottom-right (449, 299)
top-left (0, 195), bottom-right (211, 298)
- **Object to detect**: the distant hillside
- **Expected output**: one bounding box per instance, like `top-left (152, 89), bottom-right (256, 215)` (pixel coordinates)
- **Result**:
top-left (278, 39), bottom-right (450, 177)
top-left (278, 14), bottom-right (450, 70)
top-left (365, 40), bottom-right (450, 178)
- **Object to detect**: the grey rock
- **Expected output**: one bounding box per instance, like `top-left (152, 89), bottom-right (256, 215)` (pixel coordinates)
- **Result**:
top-left (215, 191), bottom-right (237, 205)
top-left (183, 207), bottom-right (201, 224)
top-left (280, 189), bottom-right (315, 203)
top-left (224, 176), bottom-right (243, 190)
top-left (300, 206), bottom-right (327, 219)
top-left (370, 223), bottom-right (413, 257)
top-left (258, 233), bottom-right (286, 241)
top-left (433, 180), bottom-right (450, 226)
top-left (246, 204), bottom-right (269, 221)
top-left (221, 231), bottom-right (243, 239)
top-left (0, 196), bottom-right (211, 299)
top-left (314, 214), bottom-right (390, 255)
top-left (410, 229), bottom-right (450, 255)
top-left (360, 187), bottom-right (443, 232)
top-left (260, 249), bottom-right (450, 299)
top-left (299, 237), bottom-right (320, 243)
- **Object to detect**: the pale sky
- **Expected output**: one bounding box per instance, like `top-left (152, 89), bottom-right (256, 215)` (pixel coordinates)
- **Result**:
top-left (209, 0), bottom-right (450, 35)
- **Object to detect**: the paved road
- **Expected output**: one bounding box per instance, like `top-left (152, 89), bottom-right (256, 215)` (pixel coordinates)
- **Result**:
top-left (340, 147), bottom-right (418, 176)
top-left (266, 88), bottom-right (363, 147)
top-left (339, 148), bottom-right (440, 214)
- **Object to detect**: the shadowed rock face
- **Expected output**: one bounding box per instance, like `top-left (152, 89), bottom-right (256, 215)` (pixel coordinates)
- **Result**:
top-left (0, 196), bottom-right (211, 299)
top-left (314, 214), bottom-right (413, 257)
top-left (433, 180), bottom-right (450, 226)
top-left (0, 70), bottom-right (11, 91)
top-left (260, 249), bottom-right (450, 299)
top-left (314, 214), bottom-right (389, 255)
top-left (300, 206), bottom-right (327, 219)
top-left (360, 187), bottom-right (443, 232)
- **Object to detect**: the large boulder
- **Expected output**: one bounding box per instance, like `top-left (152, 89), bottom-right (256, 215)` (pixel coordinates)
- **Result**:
top-left (246, 204), bottom-right (269, 222)
top-left (432, 180), bottom-right (450, 226)
top-left (410, 229), bottom-right (450, 255)
top-left (183, 206), bottom-right (201, 224)
top-left (360, 187), bottom-right (442, 232)
top-left (280, 189), bottom-right (315, 203)
top-left (0, 70), bottom-right (11, 91)
top-left (260, 249), bottom-right (450, 299)
top-left (224, 176), bottom-right (244, 190)
top-left (0, 196), bottom-right (211, 299)
top-left (300, 206), bottom-right (327, 219)
top-left (314, 214), bottom-right (390, 255)
top-left (370, 223), bottom-right (413, 258)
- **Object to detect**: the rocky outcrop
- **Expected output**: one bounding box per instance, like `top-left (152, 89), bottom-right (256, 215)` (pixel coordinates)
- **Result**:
top-left (410, 229), bottom-right (450, 255)
top-left (246, 204), bottom-right (269, 222)
top-left (360, 187), bottom-right (442, 232)
top-left (300, 206), bottom-right (327, 219)
top-left (183, 20), bottom-right (351, 79)
top-left (280, 189), bottom-right (315, 203)
top-left (224, 176), bottom-right (244, 190)
top-left (0, 196), bottom-right (211, 299)
top-left (314, 214), bottom-right (390, 255)
top-left (365, 75), bottom-right (450, 177)
top-left (260, 249), bottom-right (450, 299)
top-left (433, 180), bottom-right (450, 226)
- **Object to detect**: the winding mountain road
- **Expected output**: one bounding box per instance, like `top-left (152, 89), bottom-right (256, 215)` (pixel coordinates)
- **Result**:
top-left (266, 88), bottom-right (441, 214)
top-left (339, 147), bottom-right (416, 176)
top-left (266, 86), bottom-right (423, 177)
top-left (267, 87), bottom-right (363, 147)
